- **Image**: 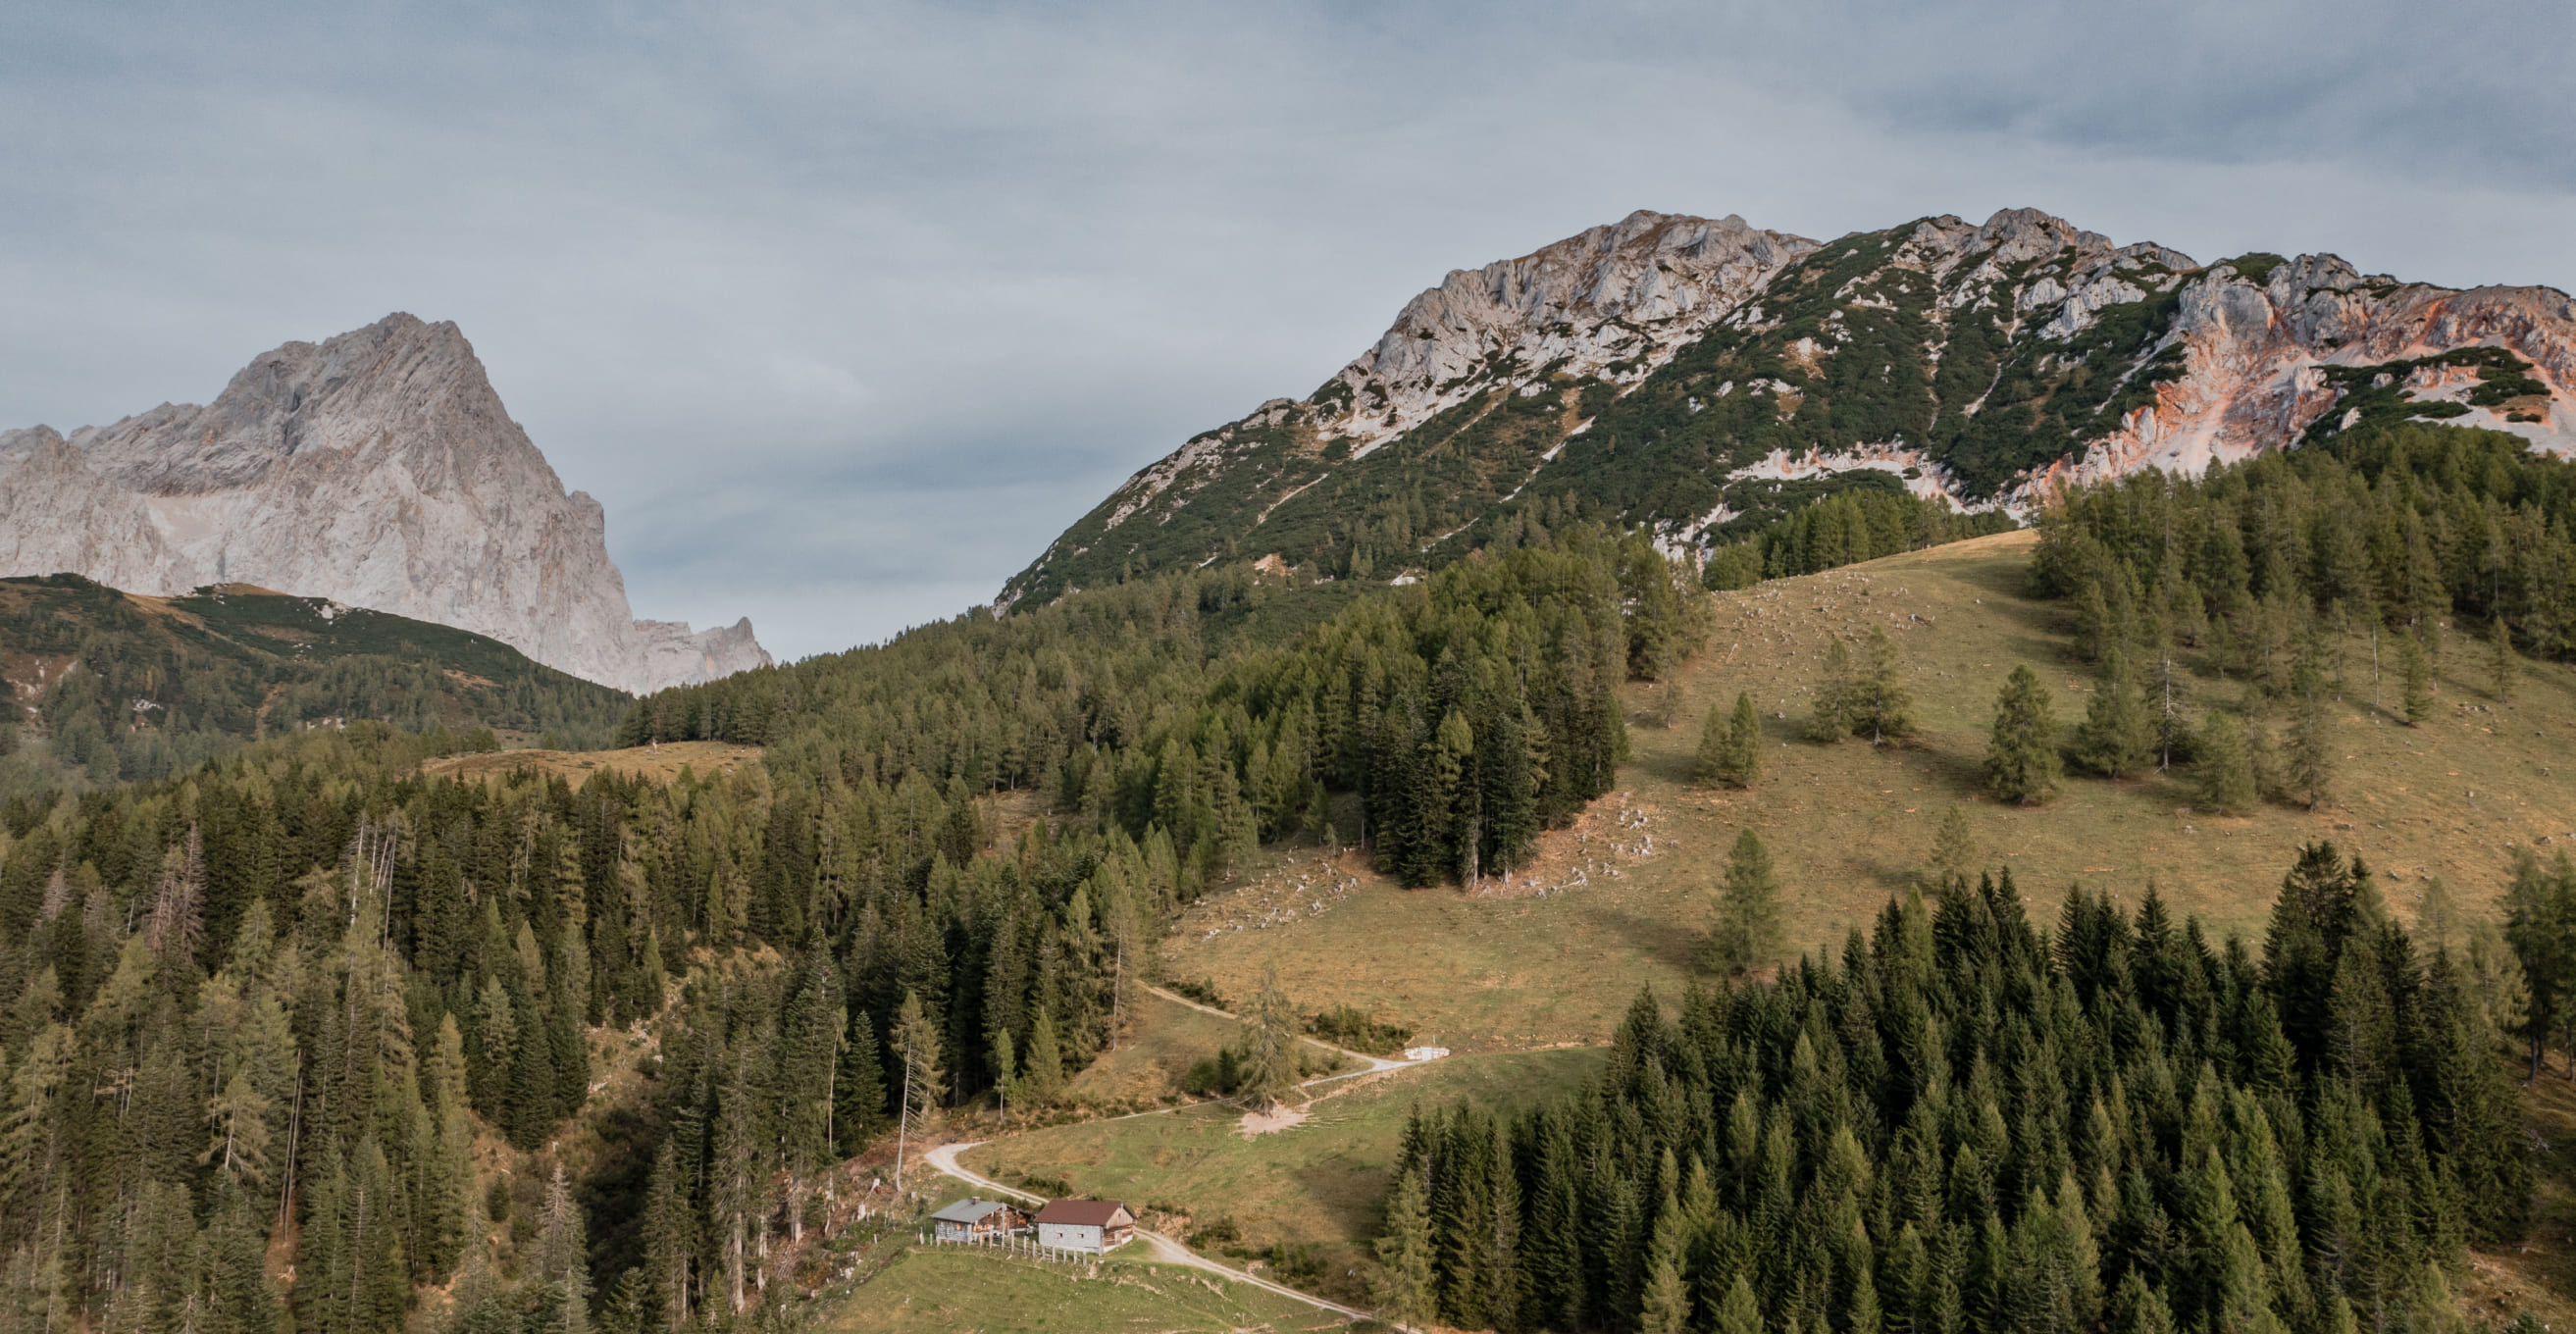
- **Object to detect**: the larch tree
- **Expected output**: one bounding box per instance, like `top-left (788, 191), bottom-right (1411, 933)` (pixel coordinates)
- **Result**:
top-left (1854, 625), bottom-right (1918, 744)
top-left (2196, 712), bottom-right (2258, 816)
top-left (2400, 630), bottom-right (2433, 723)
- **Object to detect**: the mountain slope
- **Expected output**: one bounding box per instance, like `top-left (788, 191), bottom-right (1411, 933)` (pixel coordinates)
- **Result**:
top-left (0, 314), bottom-right (771, 693)
top-left (1004, 207), bottom-right (2576, 607)
top-left (1, 572), bottom-right (631, 782)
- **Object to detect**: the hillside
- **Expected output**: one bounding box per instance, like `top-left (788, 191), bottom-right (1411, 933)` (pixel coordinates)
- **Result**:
top-left (1164, 527), bottom-right (2576, 1052)
top-left (903, 519), bottom-right (2576, 1330)
top-left (0, 571), bottom-right (630, 787)
top-left (1003, 207), bottom-right (2576, 609)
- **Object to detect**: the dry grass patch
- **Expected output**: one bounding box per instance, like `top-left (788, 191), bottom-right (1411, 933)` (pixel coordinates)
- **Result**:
top-left (421, 740), bottom-right (761, 788)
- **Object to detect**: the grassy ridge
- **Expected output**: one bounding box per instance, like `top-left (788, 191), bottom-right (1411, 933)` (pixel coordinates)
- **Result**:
top-left (0, 573), bottom-right (628, 790)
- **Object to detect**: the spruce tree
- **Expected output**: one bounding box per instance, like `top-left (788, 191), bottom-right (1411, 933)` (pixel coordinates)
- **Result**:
top-left (834, 1011), bottom-right (887, 1155)
top-left (1694, 700), bottom-right (1727, 786)
top-left (1372, 1167), bottom-right (1436, 1331)
top-left (1637, 1192), bottom-right (1689, 1334)
top-left (1708, 828), bottom-right (1784, 977)
top-left (1023, 1004), bottom-right (1066, 1109)
top-left (1716, 1275), bottom-right (1763, 1334)
top-left (1243, 964), bottom-right (1300, 1108)
top-left (1698, 693), bottom-right (1762, 789)
top-left (1927, 805), bottom-right (1978, 889)
top-left (1985, 665), bottom-right (2063, 804)
top-left (2196, 712), bottom-right (2257, 816)
top-left (641, 1138), bottom-right (693, 1332)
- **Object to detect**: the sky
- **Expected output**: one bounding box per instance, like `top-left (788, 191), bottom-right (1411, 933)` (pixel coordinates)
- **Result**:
top-left (5, 1), bottom-right (2573, 662)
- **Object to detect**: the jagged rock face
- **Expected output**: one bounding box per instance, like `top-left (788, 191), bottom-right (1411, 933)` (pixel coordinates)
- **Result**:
top-left (1004, 207), bottom-right (2576, 607)
top-left (0, 315), bottom-right (770, 694)
top-left (1316, 211), bottom-right (1818, 456)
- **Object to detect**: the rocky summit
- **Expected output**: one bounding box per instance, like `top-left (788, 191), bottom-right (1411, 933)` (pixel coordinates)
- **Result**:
top-left (1002, 207), bottom-right (2576, 608)
top-left (0, 314), bottom-right (769, 694)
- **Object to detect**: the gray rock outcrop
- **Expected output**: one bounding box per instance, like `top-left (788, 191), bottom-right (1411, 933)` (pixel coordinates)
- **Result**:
top-left (0, 314), bottom-right (769, 694)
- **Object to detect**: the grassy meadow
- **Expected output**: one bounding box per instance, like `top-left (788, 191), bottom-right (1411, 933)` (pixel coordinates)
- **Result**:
top-left (813, 1245), bottom-right (1351, 1333)
top-left (1167, 528), bottom-right (2576, 1052)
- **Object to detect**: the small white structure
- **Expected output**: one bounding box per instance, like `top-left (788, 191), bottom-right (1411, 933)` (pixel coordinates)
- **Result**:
top-left (1403, 1046), bottom-right (1450, 1062)
top-left (1033, 1199), bottom-right (1134, 1254)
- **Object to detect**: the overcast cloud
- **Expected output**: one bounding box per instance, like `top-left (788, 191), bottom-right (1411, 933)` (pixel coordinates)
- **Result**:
top-left (4, 1), bottom-right (2571, 661)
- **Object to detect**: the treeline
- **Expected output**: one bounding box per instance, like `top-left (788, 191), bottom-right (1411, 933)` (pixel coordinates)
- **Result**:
top-left (1704, 489), bottom-right (2015, 591)
top-left (2033, 422), bottom-right (2576, 673)
top-left (622, 525), bottom-right (1704, 891)
top-left (1375, 847), bottom-right (2529, 1334)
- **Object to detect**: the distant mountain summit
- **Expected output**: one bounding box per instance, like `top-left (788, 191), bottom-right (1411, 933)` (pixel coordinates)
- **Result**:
top-left (0, 314), bottom-right (769, 693)
top-left (1004, 207), bottom-right (2576, 607)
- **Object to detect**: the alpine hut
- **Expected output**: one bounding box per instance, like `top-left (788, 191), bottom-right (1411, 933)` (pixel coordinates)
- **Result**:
top-left (1032, 1199), bottom-right (1135, 1254)
top-left (930, 1198), bottom-right (1027, 1243)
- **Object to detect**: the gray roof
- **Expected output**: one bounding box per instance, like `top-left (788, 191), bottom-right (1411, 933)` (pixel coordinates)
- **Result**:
top-left (930, 1198), bottom-right (1016, 1225)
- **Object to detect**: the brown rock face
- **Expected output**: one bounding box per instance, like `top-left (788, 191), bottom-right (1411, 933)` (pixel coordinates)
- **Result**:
top-left (0, 314), bottom-right (769, 693)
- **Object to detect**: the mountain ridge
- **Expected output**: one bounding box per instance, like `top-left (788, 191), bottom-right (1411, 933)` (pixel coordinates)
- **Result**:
top-left (1002, 206), bottom-right (2576, 609)
top-left (0, 313), bottom-right (771, 693)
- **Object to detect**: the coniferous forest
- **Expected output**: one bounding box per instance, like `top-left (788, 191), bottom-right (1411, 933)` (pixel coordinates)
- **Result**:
top-left (1381, 851), bottom-right (2533, 1334)
top-left (0, 521), bottom-right (1709, 1334)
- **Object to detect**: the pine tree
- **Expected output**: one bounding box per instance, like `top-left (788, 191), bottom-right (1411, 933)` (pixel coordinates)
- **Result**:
top-left (1985, 665), bottom-right (2063, 804)
top-left (1708, 828), bottom-right (1783, 976)
top-left (1373, 1167), bottom-right (1436, 1331)
top-left (2196, 712), bottom-right (2257, 816)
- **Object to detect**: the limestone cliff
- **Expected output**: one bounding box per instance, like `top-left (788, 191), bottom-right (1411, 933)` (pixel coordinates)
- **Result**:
top-left (0, 314), bottom-right (769, 693)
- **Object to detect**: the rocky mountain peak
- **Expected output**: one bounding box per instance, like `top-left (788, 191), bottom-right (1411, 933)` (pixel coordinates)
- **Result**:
top-left (0, 315), bottom-right (769, 694)
top-left (1005, 205), bottom-right (2576, 611)
top-left (1313, 210), bottom-right (1819, 455)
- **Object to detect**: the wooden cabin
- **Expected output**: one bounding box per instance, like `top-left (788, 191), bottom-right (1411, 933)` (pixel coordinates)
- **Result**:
top-left (1032, 1199), bottom-right (1135, 1253)
top-left (930, 1197), bottom-right (1028, 1242)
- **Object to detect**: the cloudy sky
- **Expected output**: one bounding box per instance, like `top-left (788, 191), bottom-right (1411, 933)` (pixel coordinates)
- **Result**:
top-left (5, 1), bottom-right (2571, 661)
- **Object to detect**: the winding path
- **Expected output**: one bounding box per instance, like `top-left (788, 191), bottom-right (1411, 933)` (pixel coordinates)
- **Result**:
top-left (921, 1141), bottom-right (1375, 1323)
top-left (916, 985), bottom-right (1446, 1327)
